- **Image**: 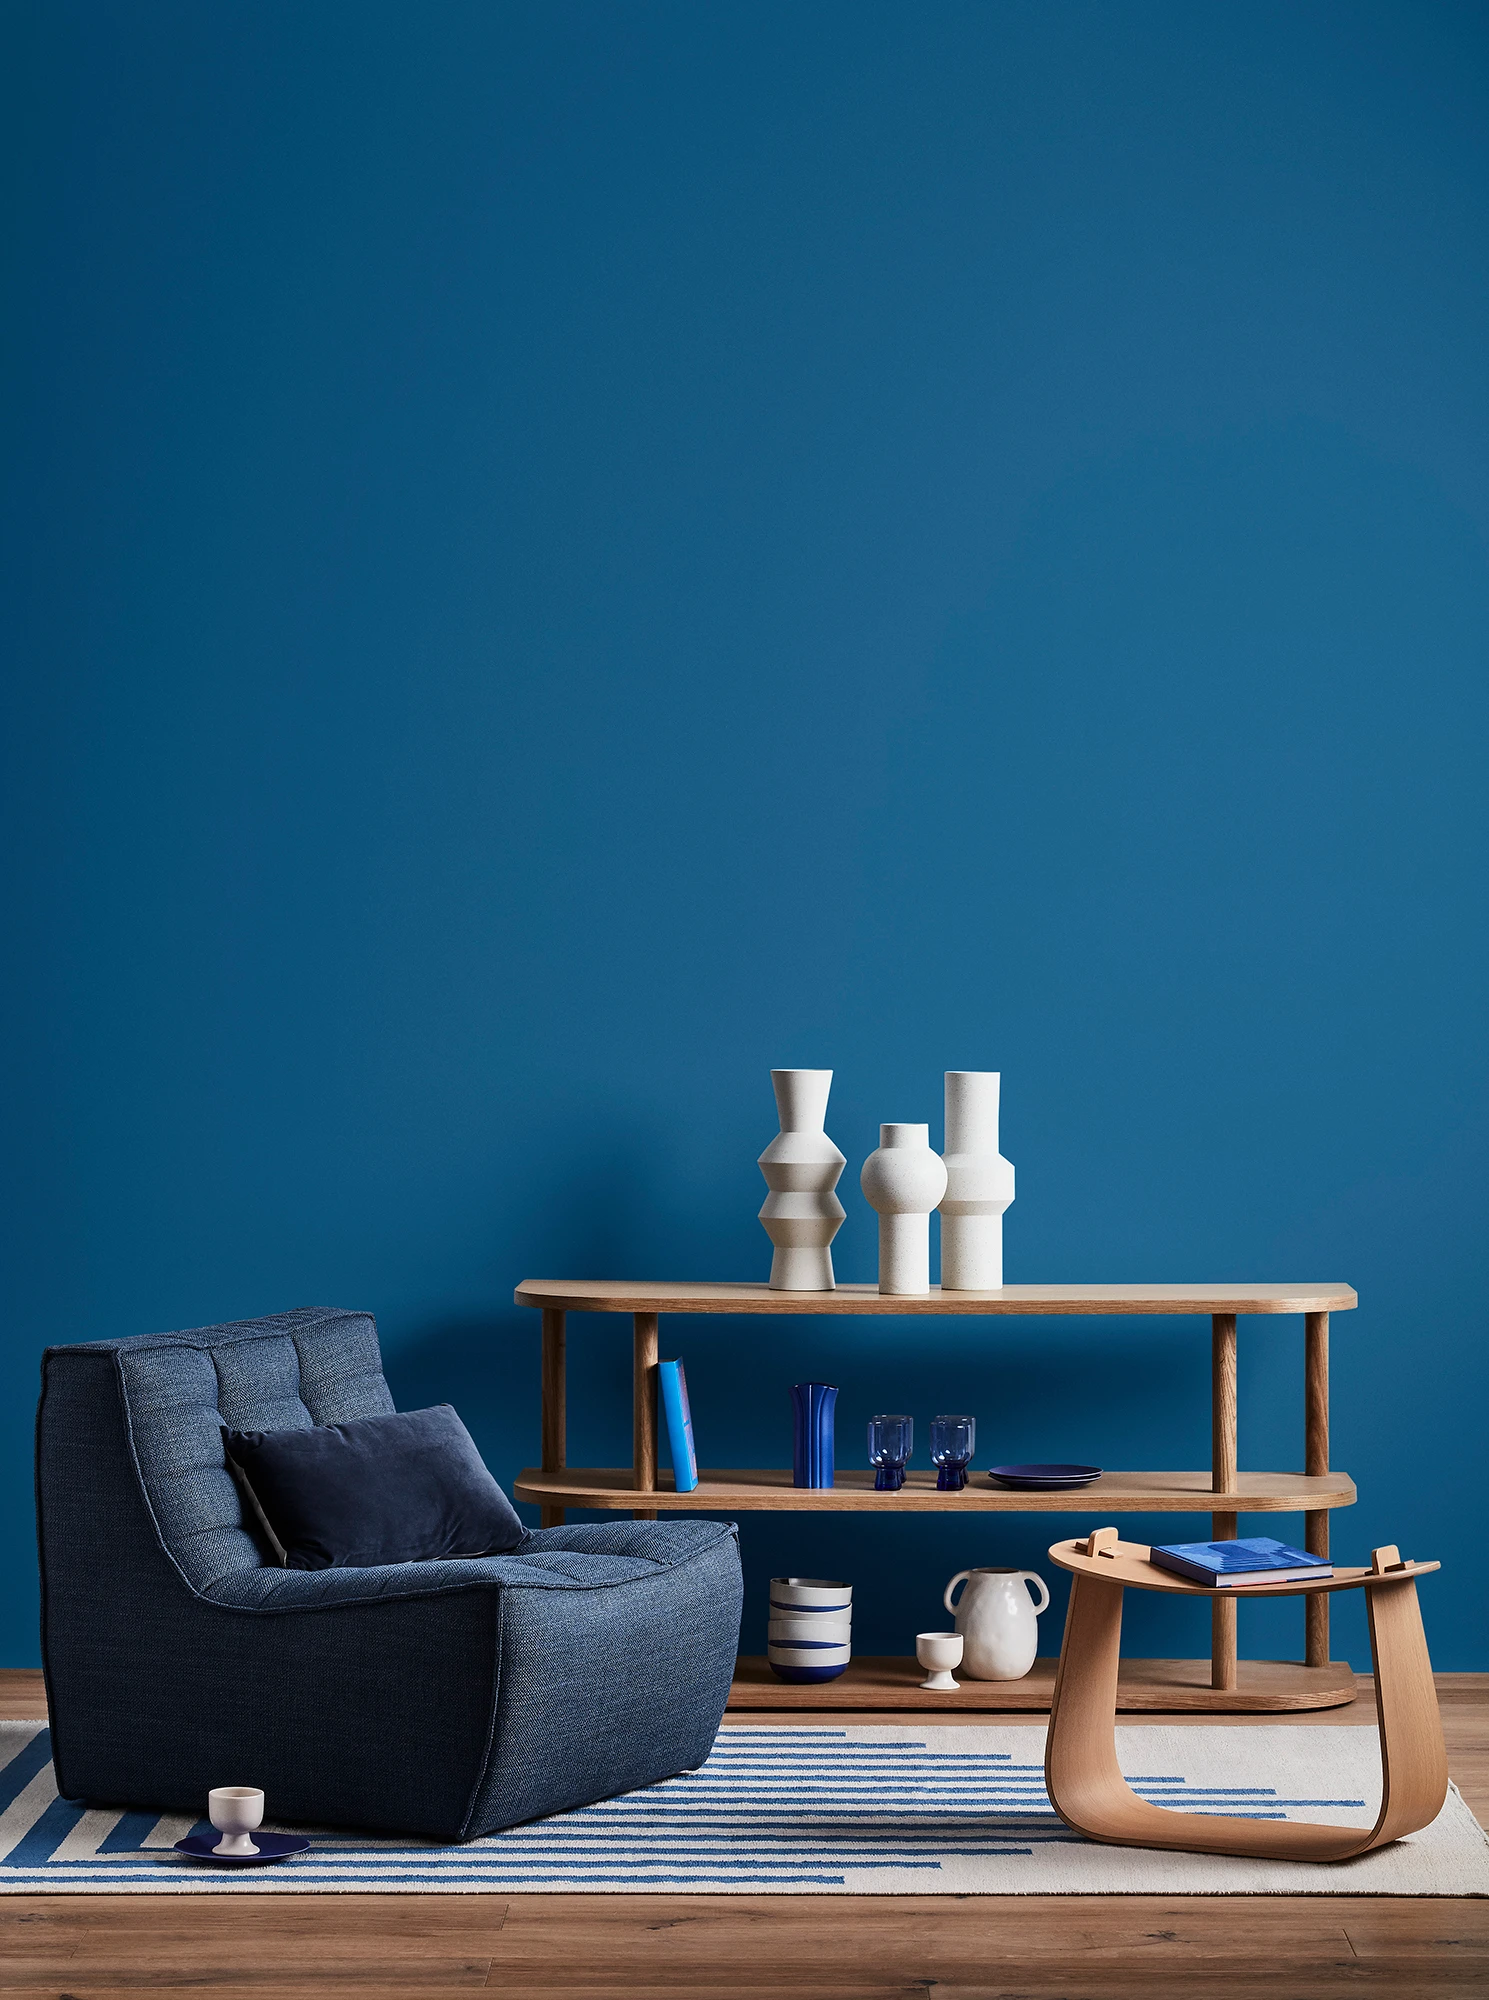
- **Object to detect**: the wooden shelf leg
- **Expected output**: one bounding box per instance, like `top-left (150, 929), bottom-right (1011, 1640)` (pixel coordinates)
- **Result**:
top-left (1305, 1310), bottom-right (1330, 1669)
top-left (1211, 1312), bottom-right (1238, 1692)
top-left (539, 1308), bottom-right (566, 1529)
top-left (633, 1311), bottom-right (659, 1521)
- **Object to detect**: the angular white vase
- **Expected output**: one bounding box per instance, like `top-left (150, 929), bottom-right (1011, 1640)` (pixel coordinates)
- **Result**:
top-left (938, 1071), bottom-right (1015, 1290)
top-left (860, 1123), bottom-right (948, 1296)
top-left (758, 1069), bottom-right (846, 1292)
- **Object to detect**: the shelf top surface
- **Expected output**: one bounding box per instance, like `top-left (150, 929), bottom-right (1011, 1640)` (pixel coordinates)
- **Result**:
top-left (515, 1279), bottom-right (1357, 1316)
top-left (514, 1467), bottom-right (1358, 1513)
top-left (1048, 1535), bottom-right (1438, 1596)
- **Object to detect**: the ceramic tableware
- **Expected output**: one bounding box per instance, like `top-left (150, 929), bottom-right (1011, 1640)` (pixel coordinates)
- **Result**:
top-left (985, 1463), bottom-right (1102, 1490)
top-left (175, 1829), bottom-right (311, 1865)
top-left (943, 1566), bottom-right (1051, 1679)
top-left (769, 1576), bottom-right (851, 1610)
top-left (916, 1630), bottom-right (964, 1690)
top-left (768, 1614), bottom-right (851, 1644)
top-left (207, 1786), bottom-right (265, 1857)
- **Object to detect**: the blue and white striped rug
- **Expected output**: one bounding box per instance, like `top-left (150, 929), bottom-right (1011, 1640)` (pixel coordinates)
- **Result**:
top-left (3, 1722), bottom-right (1485, 1894)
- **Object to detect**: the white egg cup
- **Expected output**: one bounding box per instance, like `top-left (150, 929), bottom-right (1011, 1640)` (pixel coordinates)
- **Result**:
top-left (916, 1630), bottom-right (964, 1691)
top-left (209, 1786), bottom-right (265, 1857)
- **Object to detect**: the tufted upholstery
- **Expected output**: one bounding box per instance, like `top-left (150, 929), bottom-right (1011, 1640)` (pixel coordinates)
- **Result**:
top-left (36, 1310), bottom-right (743, 1840)
top-left (99, 1310), bottom-right (395, 1590)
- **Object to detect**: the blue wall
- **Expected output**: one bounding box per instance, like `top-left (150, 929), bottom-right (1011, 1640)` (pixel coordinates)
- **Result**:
top-left (5, 2), bottom-right (1487, 1672)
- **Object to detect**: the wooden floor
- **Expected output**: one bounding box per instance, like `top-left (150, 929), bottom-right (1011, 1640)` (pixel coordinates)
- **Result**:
top-left (3, 1669), bottom-right (1487, 1998)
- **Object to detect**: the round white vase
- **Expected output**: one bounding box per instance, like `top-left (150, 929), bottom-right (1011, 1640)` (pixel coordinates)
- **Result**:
top-left (943, 1567), bottom-right (1050, 1680)
top-left (938, 1071), bottom-right (1015, 1290)
top-left (859, 1123), bottom-right (948, 1296)
top-left (758, 1069), bottom-right (846, 1291)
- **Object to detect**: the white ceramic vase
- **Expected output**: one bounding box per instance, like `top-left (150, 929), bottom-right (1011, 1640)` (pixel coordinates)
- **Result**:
top-left (758, 1070), bottom-right (846, 1292)
top-left (938, 1071), bottom-right (1015, 1290)
top-left (859, 1123), bottom-right (948, 1295)
top-left (943, 1567), bottom-right (1051, 1680)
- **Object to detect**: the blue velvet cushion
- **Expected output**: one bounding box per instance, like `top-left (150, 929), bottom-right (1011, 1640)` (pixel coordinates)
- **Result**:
top-left (222, 1404), bottom-right (525, 1570)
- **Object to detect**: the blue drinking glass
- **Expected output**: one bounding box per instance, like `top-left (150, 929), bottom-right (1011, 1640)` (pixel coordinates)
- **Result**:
top-left (868, 1414), bottom-right (913, 1491)
top-left (930, 1413), bottom-right (976, 1490)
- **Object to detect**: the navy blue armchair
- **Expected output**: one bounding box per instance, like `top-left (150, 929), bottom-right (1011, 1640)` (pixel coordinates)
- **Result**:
top-left (36, 1308), bottom-right (742, 1840)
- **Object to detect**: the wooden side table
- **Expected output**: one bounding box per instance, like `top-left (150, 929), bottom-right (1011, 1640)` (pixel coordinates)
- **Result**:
top-left (1045, 1529), bottom-right (1447, 1860)
top-left (514, 1279), bottom-right (1360, 1713)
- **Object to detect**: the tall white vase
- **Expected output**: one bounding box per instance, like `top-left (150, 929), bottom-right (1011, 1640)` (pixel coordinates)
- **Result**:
top-left (758, 1070), bottom-right (846, 1292)
top-left (860, 1123), bottom-right (948, 1296)
top-left (938, 1071), bottom-right (1015, 1290)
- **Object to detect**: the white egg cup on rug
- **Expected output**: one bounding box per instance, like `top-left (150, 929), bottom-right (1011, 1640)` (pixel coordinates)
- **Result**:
top-left (860, 1123), bottom-right (948, 1295)
top-left (208, 1786), bottom-right (264, 1857)
top-left (758, 1069), bottom-right (847, 1291)
top-left (938, 1071), bottom-right (1015, 1290)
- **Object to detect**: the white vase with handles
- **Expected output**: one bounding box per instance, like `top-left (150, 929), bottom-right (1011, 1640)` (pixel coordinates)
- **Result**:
top-left (942, 1566), bottom-right (1051, 1680)
top-left (758, 1070), bottom-right (846, 1291)
top-left (860, 1123), bottom-right (948, 1295)
top-left (938, 1071), bottom-right (1015, 1290)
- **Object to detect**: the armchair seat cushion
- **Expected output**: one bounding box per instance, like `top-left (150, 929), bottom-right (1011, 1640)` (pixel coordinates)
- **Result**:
top-left (202, 1517), bottom-right (733, 1612)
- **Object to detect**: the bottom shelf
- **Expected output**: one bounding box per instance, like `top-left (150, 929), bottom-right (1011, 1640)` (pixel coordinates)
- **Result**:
top-left (728, 1655), bottom-right (1358, 1714)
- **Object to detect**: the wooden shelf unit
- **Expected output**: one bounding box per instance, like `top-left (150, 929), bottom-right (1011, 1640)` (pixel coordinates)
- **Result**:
top-left (513, 1278), bottom-right (1359, 1714)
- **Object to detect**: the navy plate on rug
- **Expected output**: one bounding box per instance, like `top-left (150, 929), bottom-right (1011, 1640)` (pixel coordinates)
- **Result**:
top-left (986, 1463), bottom-right (1102, 1489)
top-left (174, 1832), bottom-right (311, 1866)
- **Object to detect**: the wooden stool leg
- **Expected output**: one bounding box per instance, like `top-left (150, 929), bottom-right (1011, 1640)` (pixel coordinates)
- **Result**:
top-left (1046, 1573), bottom-right (1128, 1834)
top-left (1304, 1310), bottom-right (1330, 1667)
top-left (539, 1308), bottom-right (566, 1529)
top-left (1366, 1570), bottom-right (1449, 1845)
top-left (1211, 1313), bottom-right (1238, 1691)
top-left (632, 1311), bottom-right (659, 1521)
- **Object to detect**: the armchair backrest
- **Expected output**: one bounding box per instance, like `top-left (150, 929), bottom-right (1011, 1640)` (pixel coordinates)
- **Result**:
top-left (38, 1308), bottom-right (394, 1594)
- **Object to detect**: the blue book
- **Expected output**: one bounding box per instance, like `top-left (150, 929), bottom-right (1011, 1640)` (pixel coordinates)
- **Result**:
top-left (1150, 1536), bottom-right (1332, 1588)
top-left (658, 1359), bottom-right (699, 1493)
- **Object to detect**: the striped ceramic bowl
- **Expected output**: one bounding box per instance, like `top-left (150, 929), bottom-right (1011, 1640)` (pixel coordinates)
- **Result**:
top-left (767, 1614), bottom-right (851, 1645)
top-left (767, 1577), bottom-right (852, 1682)
top-left (768, 1576), bottom-right (852, 1612)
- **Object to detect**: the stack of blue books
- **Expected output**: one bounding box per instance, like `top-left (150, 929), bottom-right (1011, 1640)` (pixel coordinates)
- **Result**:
top-left (1149, 1536), bottom-right (1332, 1588)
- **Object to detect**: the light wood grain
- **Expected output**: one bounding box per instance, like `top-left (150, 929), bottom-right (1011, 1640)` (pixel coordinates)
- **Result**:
top-left (1305, 1309), bottom-right (1331, 1668)
top-left (728, 1653), bottom-right (1357, 1712)
top-left (539, 1307), bottom-right (566, 1530)
top-left (1049, 1533), bottom-right (1440, 1598)
top-left (631, 1311), bottom-right (658, 1520)
top-left (1044, 1559), bottom-right (1448, 1862)
top-left (513, 1465), bottom-right (1357, 1512)
top-left (1211, 1313), bottom-right (1239, 1692)
top-left (516, 1279), bottom-right (1358, 1315)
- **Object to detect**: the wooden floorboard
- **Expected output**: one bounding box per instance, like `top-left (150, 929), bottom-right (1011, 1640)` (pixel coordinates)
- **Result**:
top-left (2, 1669), bottom-right (1485, 1996)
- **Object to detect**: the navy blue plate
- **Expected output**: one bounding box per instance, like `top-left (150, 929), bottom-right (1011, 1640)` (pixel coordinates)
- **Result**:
top-left (986, 1463), bottom-right (1102, 1489)
top-left (174, 1831), bottom-right (311, 1865)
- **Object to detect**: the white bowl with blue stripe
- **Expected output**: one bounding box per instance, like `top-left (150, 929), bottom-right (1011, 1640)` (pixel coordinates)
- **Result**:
top-left (767, 1576), bottom-right (852, 1681)
top-left (768, 1613), bottom-right (851, 1645)
top-left (766, 1642), bottom-right (852, 1670)
top-left (769, 1576), bottom-right (852, 1612)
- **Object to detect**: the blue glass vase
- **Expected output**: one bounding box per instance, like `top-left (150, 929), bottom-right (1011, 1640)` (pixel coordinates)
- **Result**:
top-left (791, 1382), bottom-right (837, 1488)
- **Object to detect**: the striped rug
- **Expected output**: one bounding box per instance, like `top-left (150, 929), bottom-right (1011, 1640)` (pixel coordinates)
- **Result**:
top-left (3, 1722), bottom-right (1485, 1894)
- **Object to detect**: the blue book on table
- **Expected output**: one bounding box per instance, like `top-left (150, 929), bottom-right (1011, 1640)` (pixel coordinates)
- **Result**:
top-left (659, 1358), bottom-right (698, 1493)
top-left (1150, 1536), bottom-right (1332, 1587)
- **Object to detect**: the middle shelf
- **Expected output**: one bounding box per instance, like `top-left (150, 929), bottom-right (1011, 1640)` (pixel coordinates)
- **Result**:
top-left (514, 1466), bottom-right (1358, 1513)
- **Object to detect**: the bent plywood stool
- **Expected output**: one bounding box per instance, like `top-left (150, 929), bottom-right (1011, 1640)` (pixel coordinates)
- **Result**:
top-left (1045, 1529), bottom-right (1446, 1861)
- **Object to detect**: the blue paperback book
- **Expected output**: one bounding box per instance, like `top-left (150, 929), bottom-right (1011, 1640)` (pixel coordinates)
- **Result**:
top-left (1149, 1537), bottom-right (1332, 1588)
top-left (658, 1358), bottom-right (699, 1493)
